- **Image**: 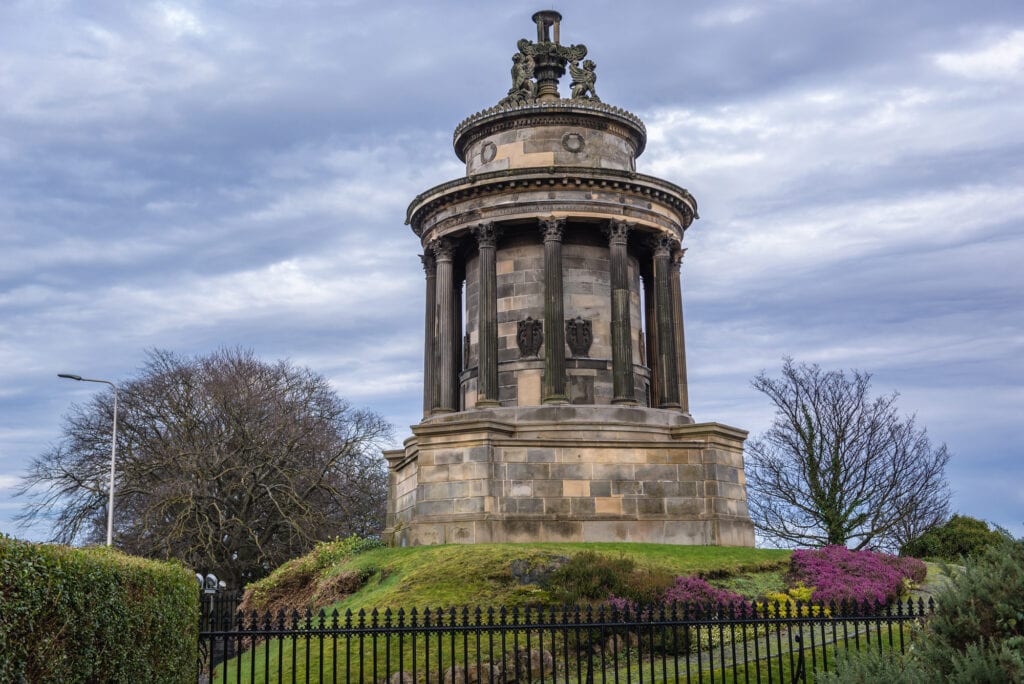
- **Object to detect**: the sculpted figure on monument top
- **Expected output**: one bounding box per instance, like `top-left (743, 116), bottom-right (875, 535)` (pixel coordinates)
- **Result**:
top-left (496, 15), bottom-right (588, 107)
top-left (569, 59), bottom-right (600, 101)
top-left (498, 50), bottom-right (537, 108)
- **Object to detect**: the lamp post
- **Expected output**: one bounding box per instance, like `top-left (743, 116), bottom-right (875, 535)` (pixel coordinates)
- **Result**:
top-left (58, 373), bottom-right (118, 547)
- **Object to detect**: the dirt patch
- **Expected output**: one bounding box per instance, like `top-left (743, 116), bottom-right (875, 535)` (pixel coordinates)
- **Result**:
top-left (311, 570), bottom-right (366, 608)
top-left (239, 563), bottom-right (317, 617)
top-left (239, 563), bottom-right (370, 619)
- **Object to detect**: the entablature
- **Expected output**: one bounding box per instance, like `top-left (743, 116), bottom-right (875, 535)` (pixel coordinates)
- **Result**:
top-left (408, 168), bottom-right (698, 240)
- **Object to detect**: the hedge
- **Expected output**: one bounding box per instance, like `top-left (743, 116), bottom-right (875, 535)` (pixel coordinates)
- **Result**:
top-left (0, 535), bottom-right (198, 683)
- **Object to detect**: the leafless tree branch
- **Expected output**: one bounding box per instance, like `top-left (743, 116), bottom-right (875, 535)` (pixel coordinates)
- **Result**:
top-left (746, 358), bottom-right (950, 551)
top-left (17, 348), bottom-right (392, 587)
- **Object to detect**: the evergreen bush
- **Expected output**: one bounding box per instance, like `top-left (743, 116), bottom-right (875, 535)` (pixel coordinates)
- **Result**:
top-left (900, 514), bottom-right (1008, 561)
top-left (606, 575), bottom-right (747, 612)
top-left (0, 535), bottom-right (198, 683)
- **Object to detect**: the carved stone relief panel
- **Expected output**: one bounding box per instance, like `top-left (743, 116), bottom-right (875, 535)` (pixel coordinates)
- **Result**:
top-left (565, 316), bottom-right (593, 357)
top-left (517, 317), bottom-right (544, 357)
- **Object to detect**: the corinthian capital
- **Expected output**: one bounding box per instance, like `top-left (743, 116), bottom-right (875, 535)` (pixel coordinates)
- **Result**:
top-left (429, 237), bottom-right (457, 262)
top-left (420, 252), bottom-right (436, 275)
top-left (603, 220), bottom-right (633, 245)
top-left (539, 216), bottom-right (566, 242)
top-left (648, 234), bottom-right (679, 258)
top-left (472, 222), bottom-right (501, 248)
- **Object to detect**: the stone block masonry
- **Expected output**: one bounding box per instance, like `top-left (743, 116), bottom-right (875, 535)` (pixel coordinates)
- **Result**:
top-left (384, 405), bottom-right (754, 546)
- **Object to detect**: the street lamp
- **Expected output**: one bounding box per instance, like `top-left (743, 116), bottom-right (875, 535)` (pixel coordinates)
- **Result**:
top-left (58, 373), bottom-right (118, 547)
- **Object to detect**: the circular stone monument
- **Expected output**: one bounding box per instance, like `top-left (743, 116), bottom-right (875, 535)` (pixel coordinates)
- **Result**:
top-left (384, 11), bottom-right (755, 547)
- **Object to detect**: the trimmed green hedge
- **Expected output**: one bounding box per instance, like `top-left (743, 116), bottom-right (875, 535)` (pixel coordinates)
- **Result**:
top-left (0, 535), bottom-right (198, 683)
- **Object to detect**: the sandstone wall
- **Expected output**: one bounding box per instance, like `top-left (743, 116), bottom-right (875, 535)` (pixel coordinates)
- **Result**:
top-left (383, 406), bottom-right (755, 547)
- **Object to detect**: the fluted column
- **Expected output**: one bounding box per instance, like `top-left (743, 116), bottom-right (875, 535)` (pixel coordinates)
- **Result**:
top-left (606, 220), bottom-right (636, 404)
top-left (642, 265), bottom-right (659, 407)
top-left (651, 235), bottom-right (681, 409)
top-left (540, 217), bottom-right (568, 403)
top-left (473, 223), bottom-right (501, 406)
top-left (431, 238), bottom-right (457, 413)
top-left (452, 275), bottom-right (463, 410)
top-left (670, 247), bottom-right (690, 415)
top-left (420, 252), bottom-right (436, 417)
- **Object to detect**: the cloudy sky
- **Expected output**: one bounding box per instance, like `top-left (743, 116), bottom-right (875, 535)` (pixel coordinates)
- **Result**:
top-left (2, 0), bottom-right (1021, 542)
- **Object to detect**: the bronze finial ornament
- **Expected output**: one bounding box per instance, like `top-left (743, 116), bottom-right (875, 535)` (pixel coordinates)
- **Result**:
top-left (496, 11), bottom-right (590, 106)
top-left (533, 10), bottom-right (561, 43)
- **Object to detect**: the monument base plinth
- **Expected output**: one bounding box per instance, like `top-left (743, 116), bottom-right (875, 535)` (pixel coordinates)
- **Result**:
top-left (383, 406), bottom-right (755, 547)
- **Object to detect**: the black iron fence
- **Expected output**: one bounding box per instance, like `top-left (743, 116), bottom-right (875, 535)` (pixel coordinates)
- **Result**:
top-left (202, 590), bottom-right (245, 627)
top-left (199, 598), bottom-right (933, 683)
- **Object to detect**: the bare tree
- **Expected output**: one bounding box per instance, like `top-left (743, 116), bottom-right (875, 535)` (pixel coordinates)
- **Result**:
top-left (18, 348), bottom-right (392, 587)
top-left (746, 358), bottom-right (950, 551)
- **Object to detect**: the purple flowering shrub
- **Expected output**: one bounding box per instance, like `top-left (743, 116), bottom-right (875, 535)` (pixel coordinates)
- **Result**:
top-left (789, 546), bottom-right (927, 605)
top-left (883, 554), bottom-right (928, 584)
top-left (608, 575), bottom-right (747, 612)
top-left (600, 547), bottom-right (927, 614)
top-left (662, 576), bottom-right (747, 605)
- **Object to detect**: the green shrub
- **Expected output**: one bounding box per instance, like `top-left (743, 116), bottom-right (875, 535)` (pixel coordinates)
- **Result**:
top-left (621, 566), bottom-right (677, 606)
top-left (900, 514), bottom-right (1008, 561)
top-left (0, 535), bottom-right (198, 683)
top-left (819, 536), bottom-right (1024, 683)
top-left (542, 551), bottom-right (636, 605)
top-left (312, 534), bottom-right (386, 570)
top-left (542, 552), bottom-right (680, 608)
top-left (764, 583), bottom-right (830, 616)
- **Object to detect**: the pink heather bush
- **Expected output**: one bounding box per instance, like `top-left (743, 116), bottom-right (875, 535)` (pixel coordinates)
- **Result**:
top-left (608, 576), bottom-right (747, 612)
top-left (789, 546), bottom-right (926, 605)
top-left (884, 554), bottom-right (928, 584)
top-left (662, 576), bottom-right (747, 606)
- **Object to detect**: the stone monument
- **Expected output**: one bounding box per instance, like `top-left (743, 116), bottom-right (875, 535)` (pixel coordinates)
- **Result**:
top-left (383, 11), bottom-right (755, 547)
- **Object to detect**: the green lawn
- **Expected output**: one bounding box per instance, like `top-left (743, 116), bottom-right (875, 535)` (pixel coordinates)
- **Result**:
top-left (211, 615), bottom-right (919, 683)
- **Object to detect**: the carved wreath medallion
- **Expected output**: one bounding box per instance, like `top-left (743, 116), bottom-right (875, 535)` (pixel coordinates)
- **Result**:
top-left (481, 141), bottom-right (497, 164)
top-left (561, 132), bottom-right (585, 153)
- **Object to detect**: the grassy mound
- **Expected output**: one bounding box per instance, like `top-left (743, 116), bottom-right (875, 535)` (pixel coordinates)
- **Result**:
top-left (219, 543), bottom-right (945, 682)
top-left (239, 541), bottom-right (792, 616)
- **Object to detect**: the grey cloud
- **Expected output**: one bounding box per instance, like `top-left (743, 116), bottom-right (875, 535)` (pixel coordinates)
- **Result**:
top-left (1, 0), bottom-right (1022, 540)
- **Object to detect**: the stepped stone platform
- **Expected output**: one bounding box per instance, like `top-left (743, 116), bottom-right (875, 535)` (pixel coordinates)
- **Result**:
top-left (384, 406), bottom-right (753, 547)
